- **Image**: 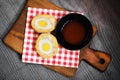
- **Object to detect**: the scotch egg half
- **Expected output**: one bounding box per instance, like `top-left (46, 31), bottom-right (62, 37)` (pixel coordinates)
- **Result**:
top-left (31, 14), bottom-right (56, 33)
top-left (35, 33), bottom-right (58, 58)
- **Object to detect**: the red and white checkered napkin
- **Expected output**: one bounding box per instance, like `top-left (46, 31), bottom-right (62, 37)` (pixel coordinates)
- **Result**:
top-left (22, 7), bottom-right (83, 68)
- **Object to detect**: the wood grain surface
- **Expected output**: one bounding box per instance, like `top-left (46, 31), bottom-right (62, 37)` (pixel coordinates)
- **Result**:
top-left (3, 0), bottom-right (111, 77)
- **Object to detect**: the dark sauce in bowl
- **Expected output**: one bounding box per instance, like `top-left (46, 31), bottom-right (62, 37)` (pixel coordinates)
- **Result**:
top-left (55, 13), bottom-right (93, 50)
top-left (62, 20), bottom-right (86, 45)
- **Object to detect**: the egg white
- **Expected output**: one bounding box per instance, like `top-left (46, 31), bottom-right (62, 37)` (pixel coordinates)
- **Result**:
top-left (35, 18), bottom-right (53, 30)
top-left (38, 37), bottom-right (53, 55)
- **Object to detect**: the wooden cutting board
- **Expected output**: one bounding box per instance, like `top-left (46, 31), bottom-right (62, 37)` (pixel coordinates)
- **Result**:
top-left (3, 0), bottom-right (111, 77)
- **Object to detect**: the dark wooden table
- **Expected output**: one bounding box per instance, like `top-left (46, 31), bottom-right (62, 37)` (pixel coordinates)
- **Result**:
top-left (2, 0), bottom-right (120, 79)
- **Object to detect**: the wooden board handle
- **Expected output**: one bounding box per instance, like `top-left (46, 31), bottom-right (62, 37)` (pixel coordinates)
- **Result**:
top-left (80, 48), bottom-right (111, 71)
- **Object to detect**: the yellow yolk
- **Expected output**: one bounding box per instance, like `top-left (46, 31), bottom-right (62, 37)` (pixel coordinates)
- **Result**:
top-left (38, 20), bottom-right (48, 27)
top-left (42, 43), bottom-right (50, 51)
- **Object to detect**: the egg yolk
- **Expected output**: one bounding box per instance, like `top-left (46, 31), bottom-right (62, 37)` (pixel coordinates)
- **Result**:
top-left (38, 20), bottom-right (48, 27)
top-left (42, 43), bottom-right (50, 51)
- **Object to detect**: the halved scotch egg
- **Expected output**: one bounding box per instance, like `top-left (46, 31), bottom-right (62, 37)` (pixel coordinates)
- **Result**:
top-left (31, 14), bottom-right (56, 33)
top-left (35, 33), bottom-right (58, 58)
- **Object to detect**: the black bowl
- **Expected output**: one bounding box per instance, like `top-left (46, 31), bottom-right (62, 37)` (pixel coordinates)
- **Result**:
top-left (55, 13), bottom-right (93, 50)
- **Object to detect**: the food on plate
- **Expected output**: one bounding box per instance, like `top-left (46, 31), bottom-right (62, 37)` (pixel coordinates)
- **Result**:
top-left (31, 14), bottom-right (56, 33)
top-left (35, 33), bottom-right (58, 58)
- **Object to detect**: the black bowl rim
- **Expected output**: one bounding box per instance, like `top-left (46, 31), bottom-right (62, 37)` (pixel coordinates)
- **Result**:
top-left (55, 13), bottom-right (93, 50)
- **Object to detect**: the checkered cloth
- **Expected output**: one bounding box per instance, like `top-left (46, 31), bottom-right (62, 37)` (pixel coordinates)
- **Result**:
top-left (22, 7), bottom-right (83, 68)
